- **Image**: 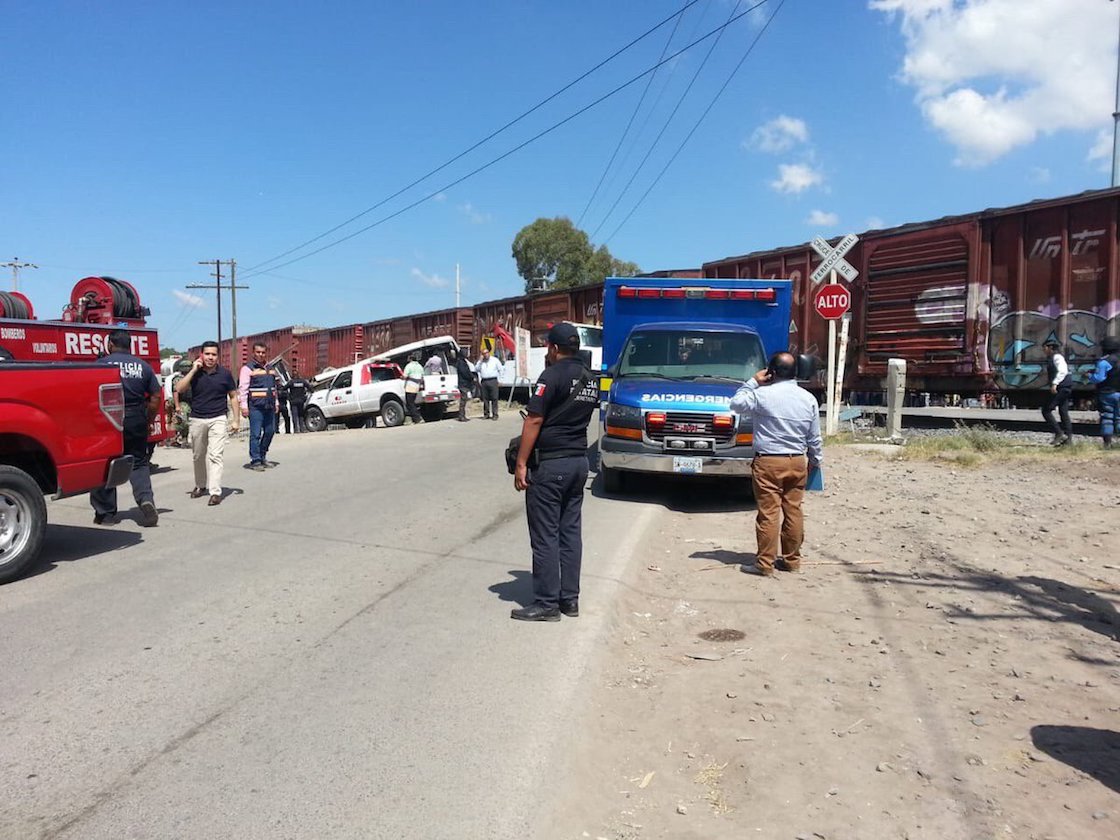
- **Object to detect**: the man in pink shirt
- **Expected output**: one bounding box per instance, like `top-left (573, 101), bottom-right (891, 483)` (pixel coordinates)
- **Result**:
top-left (239, 342), bottom-right (280, 471)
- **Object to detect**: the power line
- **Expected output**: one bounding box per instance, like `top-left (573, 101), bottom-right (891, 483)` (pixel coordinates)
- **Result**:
top-left (574, 5), bottom-right (689, 228)
top-left (238, 1), bottom-right (772, 282)
top-left (605, 0), bottom-right (788, 245)
top-left (590, 0), bottom-right (745, 241)
top-left (242, 0), bottom-right (704, 276)
top-left (593, 0), bottom-right (714, 217)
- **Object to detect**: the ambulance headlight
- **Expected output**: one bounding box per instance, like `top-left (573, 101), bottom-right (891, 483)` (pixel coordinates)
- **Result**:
top-left (605, 403), bottom-right (642, 426)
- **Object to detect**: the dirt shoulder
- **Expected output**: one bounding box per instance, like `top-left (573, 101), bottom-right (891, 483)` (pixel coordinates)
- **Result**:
top-left (550, 447), bottom-right (1119, 840)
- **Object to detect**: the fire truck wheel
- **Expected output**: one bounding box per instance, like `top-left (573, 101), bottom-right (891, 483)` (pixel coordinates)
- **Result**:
top-left (0, 466), bottom-right (47, 584)
top-left (305, 407), bottom-right (327, 433)
top-left (380, 399), bottom-right (405, 428)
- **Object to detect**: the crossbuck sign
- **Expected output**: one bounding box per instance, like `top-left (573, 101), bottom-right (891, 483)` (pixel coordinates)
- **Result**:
top-left (810, 233), bottom-right (859, 284)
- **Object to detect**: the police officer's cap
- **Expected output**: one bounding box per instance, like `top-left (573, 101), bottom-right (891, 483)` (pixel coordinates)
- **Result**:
top-left (547, 322), bottom-right (580, 350)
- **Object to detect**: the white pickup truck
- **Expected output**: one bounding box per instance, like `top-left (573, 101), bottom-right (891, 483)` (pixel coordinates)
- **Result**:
top-left (304, 361), bottom-right (407, 431)
top-left (371, 334), bottom-right (462, 423)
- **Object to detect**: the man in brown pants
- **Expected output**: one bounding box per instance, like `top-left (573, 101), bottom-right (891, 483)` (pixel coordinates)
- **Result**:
top-left (729, 352), bottom-right (823, 575)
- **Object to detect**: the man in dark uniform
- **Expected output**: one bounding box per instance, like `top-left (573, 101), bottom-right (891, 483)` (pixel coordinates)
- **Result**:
top-left (452, 348), bottom-right (475, 422)
top-left (288, 374), bottom-right (309, 433)
top-left (511, 323), bottom-right (600, 622)
top-left (91, 329), bottom-right (161, 527)
top-left (277, 380), bottom-right (291, 434)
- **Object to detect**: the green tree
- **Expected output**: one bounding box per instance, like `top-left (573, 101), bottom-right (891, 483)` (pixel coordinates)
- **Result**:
top-left (511, 217), bottom-right (640, 293)
top-left (160, 346), bottom-right (183, 359)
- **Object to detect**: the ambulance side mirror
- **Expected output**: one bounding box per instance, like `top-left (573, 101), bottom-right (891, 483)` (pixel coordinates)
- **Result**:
top-left (796, 354), bottom-right (820, 381)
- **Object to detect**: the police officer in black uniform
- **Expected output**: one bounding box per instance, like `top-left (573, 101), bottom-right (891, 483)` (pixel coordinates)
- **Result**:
top-left (288, 374), bottom-right (309, 433)
top-left (91, 329), bottom-right (161, 527)
top-left (511, 322), bottom-right (600, 622)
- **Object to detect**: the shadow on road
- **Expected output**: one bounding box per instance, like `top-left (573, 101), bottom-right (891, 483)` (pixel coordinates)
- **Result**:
top-left (849, 564), bottom-right (1119, 640)
top-left (24, 523), bottom-right (143, 580)
top-left (590, 470), bottom-right (755, 513)
top-left (690, 549), bottom-right (756, 567)
top-left (1031, 725), bottom-right (1120, 793)
top-left (488, 570), bottom-right (535, 607)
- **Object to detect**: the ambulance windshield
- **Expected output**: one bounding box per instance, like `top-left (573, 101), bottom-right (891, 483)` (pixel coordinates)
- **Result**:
top-left (617, 329), bottom-right (765, 381)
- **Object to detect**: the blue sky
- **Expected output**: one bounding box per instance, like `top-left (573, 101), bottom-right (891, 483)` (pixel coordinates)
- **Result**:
top-left (3, 0), bottom-right (1116, 350)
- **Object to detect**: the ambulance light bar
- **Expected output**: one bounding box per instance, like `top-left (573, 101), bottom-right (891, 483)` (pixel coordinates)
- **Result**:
top-left (617, 286), bottom-right (776, 303)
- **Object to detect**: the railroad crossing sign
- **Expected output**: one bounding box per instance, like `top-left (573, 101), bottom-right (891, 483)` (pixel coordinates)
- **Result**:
top-left (810, 233), bottom-right (859, 284)
top-left (814, 282), bottom-right (851, 320)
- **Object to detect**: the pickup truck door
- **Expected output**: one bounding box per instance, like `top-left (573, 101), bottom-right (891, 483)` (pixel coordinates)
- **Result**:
top-left (325, 370), bottom-right (359, 417)
top-left (356, 365), bottom-right (399, 413)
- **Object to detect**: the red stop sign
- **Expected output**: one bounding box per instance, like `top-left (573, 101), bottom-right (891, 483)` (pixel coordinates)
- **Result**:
top-left (814, 283), bottom-right (850, 320)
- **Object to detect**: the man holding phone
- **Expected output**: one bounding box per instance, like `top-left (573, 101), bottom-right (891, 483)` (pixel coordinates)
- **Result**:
top-left (729, 352), bottom-right (823, 576)
top-left (175, 341), bottom-right (240, 505)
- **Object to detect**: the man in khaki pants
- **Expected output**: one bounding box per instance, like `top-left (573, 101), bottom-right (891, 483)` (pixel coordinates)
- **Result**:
top-left (175, 341), bottom-right (240, 505)
top-left (730, 352), bottom-right (823, 576)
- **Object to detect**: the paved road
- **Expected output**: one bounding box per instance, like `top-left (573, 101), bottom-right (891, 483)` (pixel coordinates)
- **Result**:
top-left (0, 415), bottom-right (657, 840)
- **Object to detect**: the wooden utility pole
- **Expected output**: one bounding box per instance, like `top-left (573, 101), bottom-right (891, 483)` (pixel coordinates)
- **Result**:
top-left (2, 258), bottom-right (38, 292)
top-left (189, 260), bottom-right (248, 369)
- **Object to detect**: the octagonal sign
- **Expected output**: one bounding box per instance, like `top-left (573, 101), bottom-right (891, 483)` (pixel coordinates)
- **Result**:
top-left (814, 283), bottom-right (850, 320)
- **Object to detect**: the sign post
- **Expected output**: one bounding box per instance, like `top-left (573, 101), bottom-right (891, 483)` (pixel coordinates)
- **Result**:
top-left (811, 234), bottom-right (859, 435)
top-left (508, 326), bottom-right (532, 407)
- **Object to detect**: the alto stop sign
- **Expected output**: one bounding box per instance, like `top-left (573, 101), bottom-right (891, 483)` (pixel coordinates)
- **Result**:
top-left (814, 283), bottom-right (850, 320)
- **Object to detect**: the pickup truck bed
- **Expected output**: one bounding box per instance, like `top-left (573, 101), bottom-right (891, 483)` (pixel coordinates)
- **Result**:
top-left (0, 363), bottom-right (132, 583)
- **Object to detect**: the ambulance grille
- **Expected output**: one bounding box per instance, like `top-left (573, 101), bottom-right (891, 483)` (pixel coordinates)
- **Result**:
top-left (646, 411), bottom-right (734, 442)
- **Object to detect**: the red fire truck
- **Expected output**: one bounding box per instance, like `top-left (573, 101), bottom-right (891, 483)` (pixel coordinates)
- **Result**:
top-left (0, 276), bottom-right (171, 442)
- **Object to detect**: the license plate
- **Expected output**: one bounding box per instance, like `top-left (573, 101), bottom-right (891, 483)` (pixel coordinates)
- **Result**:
top-left (672, 423), bottom-right (703, 432)
top-left (439, 395), bottom-right (450, 401)
top-left (673, 456), bottom-right (703, 474)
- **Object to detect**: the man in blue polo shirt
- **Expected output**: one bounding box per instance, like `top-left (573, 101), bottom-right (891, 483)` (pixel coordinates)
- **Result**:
top-left (175, 341), bottom-right (240, 505)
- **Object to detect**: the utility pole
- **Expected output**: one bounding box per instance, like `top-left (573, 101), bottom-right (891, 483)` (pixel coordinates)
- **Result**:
top-left (1113, 0), bottom-right (1120, 187)
top-left (229, 258), bottom-right (242, 370)
top-left (189, 260), bottom-right (248, 369)
top-left (2, 258), bottom-right (38, 292)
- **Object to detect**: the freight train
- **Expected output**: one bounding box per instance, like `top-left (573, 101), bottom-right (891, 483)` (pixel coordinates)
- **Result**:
top-left (192, 187), bottom-right (1118, 407)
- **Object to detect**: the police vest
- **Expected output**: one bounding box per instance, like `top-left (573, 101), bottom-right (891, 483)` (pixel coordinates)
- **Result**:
top-left (1046, 355), bottom-right (1072, 388)
top-left (246, 361), bottom-right (278, 409)
top-left (1100, 353), bottom-right (1120, 394)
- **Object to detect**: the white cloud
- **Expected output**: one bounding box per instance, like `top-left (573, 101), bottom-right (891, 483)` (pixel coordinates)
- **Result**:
top-left (806, 210), bottom-right (839, 227)
top-left (458, 202), bottom-right (491, 224)
top-left (748, 115), bottom-right (809, 153)
top-left (1088, 128), bottom-right (1112, 170)
top-left (433, 192), bottom-right (448, 203)
top-left (411, 267), bottom-right (449, 289)
top-left (865, 216), bottom-right (887, 230)
top-left (172, 289), bottom-right (205, 308)
top-left (870, 0), bottom-right (1116, 166)
top-left (770, 163), bottom-right (823, 194)
top-left (1028, 166), bottom-right (1051, 184)
top-left (267, 295), bottom-right (282, 310)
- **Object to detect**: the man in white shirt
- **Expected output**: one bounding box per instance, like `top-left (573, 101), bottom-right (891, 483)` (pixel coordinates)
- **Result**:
top-left (402, 353), bottom-right (425, 424)
top-left (1042, 339), bottom-right (1073, 446)
top-left (475, 347), bottom-right (503, 420)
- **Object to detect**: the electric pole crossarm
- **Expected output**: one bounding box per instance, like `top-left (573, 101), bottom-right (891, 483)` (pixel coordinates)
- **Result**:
top-left (2, 258), bottom-right (38, 292)
top-left (189, 259), bottom-right (247, 370)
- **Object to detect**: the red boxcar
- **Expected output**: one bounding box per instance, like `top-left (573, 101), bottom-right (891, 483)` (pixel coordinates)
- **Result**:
top-left (411, 307), bottom-right (473, 349)
top-left (704, 187), bottom-right (1120, 400)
